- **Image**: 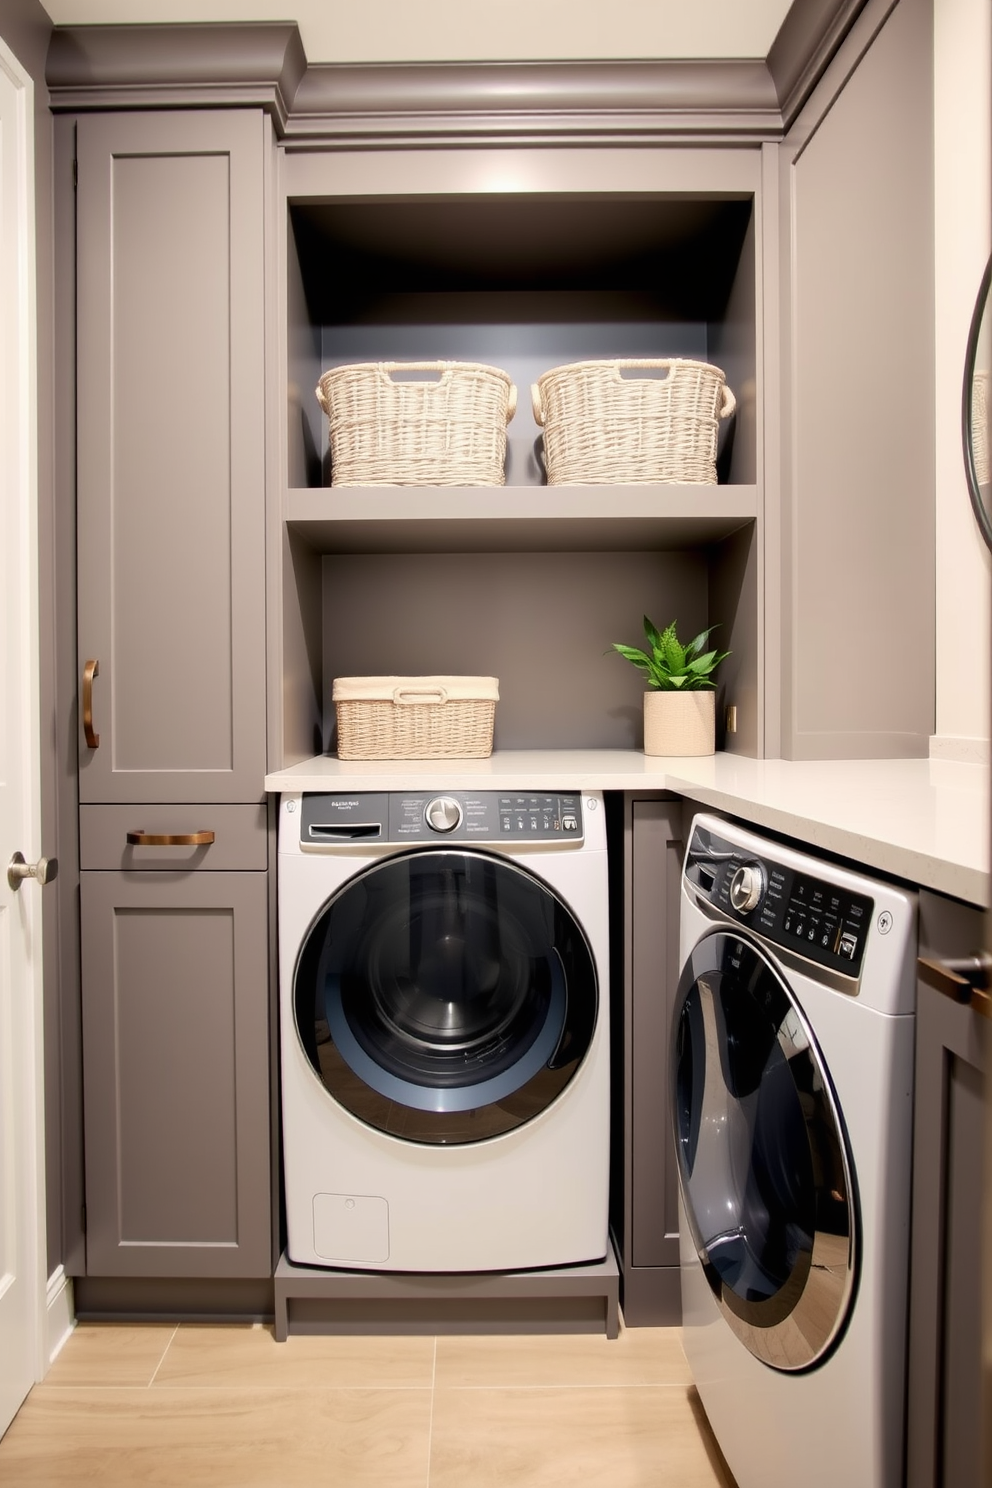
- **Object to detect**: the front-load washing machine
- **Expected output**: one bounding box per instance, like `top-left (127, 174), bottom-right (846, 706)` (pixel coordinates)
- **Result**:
top-left (673, 813), bottom-right (917, 1488)
top-left (278, 788), bottom-right (610, 1273)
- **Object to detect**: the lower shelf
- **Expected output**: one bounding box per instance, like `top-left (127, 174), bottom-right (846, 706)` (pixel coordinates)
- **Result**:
top-left (273, 1246), bottom-right (620, 1341)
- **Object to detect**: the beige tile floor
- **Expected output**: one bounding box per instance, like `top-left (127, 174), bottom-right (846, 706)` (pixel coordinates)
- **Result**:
top-left (0, 1319), bottom-right (737, 1487)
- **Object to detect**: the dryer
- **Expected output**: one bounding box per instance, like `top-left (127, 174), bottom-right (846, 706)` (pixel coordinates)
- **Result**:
top-left (673, 813), bottom-right (916, 1488)
top-left (278, 788), bottom-right (610, 1274)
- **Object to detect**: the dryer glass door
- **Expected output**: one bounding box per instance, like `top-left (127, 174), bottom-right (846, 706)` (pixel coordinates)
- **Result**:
top-left (672, 928), bottom-right (857, 1371)
top-left (294, 848), bottom-right (598, 1144)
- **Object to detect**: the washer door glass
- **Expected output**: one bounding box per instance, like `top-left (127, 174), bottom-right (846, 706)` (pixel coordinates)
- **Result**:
top-left (294, 849), bottom-right (598, 1144)
top-left (672, 929), bottom-right (857, 1371)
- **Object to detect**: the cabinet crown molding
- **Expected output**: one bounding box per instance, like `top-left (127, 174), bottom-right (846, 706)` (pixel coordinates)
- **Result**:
top-left (45, 0), bottom-right (870, 144)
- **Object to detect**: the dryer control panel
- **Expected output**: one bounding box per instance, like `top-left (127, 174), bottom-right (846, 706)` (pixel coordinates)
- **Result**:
top-left (299, 791), bottom-right (585, 846)
top-left (685, 823), bottom-right (874, 979)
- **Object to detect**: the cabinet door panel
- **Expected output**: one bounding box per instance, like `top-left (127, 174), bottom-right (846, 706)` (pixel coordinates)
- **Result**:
top-left (778, 0), bottom-right (934, 758)
top-left (76, 111), bottom-right (266, 803)
top-left (80, 871), bottom-right (271, 1277)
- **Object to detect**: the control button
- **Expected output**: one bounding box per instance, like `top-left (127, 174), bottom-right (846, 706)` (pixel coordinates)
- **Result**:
top-left (425, 795), bottom-right (462, 833)
top-left (561, 814), bottom-right (578, 832)
top-left (877, 911), bottom-right (893, 934)
top-left (838, 931), bottom-right (858, 960)
top-left (729, 862), bottom-right (765, 913)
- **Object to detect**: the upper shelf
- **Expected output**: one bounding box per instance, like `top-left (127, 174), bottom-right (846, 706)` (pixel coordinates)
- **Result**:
top-left (284, 483), bottom-right (758, 553)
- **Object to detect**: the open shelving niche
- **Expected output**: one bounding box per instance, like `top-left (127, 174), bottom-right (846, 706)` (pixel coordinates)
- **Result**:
top-left (276, 145), bottom-right (764, 774)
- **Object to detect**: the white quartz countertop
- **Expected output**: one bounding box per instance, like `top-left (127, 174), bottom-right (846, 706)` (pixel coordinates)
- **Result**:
top-left (265, 750), bottom-right (990, 907)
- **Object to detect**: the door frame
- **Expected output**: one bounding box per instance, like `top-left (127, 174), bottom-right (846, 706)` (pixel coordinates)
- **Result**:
top-left (0, 28), bottom-right (47, 1435)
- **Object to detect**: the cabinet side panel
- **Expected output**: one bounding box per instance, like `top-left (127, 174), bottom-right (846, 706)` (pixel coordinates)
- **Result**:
top-left (781, 0), bottom-right (934, 758)
top-left (629, 799), bottom-right (683, 1273)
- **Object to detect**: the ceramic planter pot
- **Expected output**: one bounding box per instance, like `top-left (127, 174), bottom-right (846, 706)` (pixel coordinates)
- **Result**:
top-left (643, 689), bottom-right (716, 757)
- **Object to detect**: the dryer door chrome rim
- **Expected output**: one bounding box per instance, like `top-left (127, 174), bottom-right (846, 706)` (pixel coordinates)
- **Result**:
top-left (293, 847), bottom-right (599, 1145)
top-left (672, 928), bottom-right (858, 1372)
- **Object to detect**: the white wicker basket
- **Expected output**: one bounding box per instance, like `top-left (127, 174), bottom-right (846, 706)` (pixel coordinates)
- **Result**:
top-left (531, 358), bottom-right (736, 485)
top-left (332, 676), bottom-right (499, 760)
top-left (316, 362), bottom-right (517, 487)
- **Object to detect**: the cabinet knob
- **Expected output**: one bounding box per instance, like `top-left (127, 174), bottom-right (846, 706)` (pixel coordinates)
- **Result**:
top-left (918, 953), bottom-right (992, 1018)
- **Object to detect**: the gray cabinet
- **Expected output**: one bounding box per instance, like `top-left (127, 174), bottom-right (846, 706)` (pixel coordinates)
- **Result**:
top-left (276, 147), bottom-right (766, 767)
top-left (72, 110), bottom-right (273, 1282)
top-left (776, 0), bottom-right (934, 759)
top-left (608, 794), bottom-right (687, 1324)
top-left (907, 890), bottom-right (989, 1488)
top-left (79, 862), bottom-right (271, 1278)
top-left (75, 109), bottom-right (267, 806)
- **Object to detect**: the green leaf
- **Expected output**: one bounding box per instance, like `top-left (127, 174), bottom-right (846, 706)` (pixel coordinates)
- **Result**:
top-left (642, 616), bottom-right (663, 653)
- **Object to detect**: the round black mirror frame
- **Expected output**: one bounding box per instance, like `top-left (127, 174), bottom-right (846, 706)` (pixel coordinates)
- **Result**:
top-left (963, 254), bottom-right (992, 551)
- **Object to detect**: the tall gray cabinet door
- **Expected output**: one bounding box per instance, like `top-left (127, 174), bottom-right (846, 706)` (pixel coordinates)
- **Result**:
top-left (777, 0), bottom-right (934, 760)
top-left (79, 871), bottom-right (271, 1278)
top-left (75, 111), bottom-right (266, 805)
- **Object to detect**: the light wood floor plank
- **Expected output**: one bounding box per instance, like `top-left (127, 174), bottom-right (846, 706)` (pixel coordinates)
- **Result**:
top-left (429, 1383), bottom-right (735, 1488)
top-left (154, 1322), bottom-right (435, 1389)
top-left (435, 1323), bottom-right (693, 1388)
top-left (0, 1386), bottom-right (433, 1487)
top-left (41, 1323), bottom-right (177, 1388)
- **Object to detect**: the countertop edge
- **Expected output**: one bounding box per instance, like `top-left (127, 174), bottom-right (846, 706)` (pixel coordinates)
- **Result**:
top-left (264, 751), bottom-right (990, 908)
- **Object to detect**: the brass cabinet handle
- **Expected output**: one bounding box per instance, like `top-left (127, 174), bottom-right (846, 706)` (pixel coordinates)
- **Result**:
top-left (918, 953), bottom-right (992, 1019)
top-left (82, 659), bottom-right (100, 749)
top-left (126, 830), bottom-right (216, 847)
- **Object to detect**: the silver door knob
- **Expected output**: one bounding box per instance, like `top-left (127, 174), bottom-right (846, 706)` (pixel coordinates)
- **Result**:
top-left (7, 852), bottom-right (59, 892)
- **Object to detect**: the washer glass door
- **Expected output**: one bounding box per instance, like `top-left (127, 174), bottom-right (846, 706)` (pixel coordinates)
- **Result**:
top-left (294, 848), bottom-right (598, 1144)
top-left (672, 928), bottom-right (857, 1371)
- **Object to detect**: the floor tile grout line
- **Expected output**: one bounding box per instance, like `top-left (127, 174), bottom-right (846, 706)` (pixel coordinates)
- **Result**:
top-left (147, 1324), bottom-right (180, 1388)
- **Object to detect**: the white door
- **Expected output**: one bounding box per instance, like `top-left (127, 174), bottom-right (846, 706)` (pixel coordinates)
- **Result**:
top-left (0, 38), bottom-right (46, 1439)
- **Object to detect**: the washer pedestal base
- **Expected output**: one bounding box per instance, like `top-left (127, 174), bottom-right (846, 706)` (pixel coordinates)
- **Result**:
top-left (273, 1245), bottom-right (620, 1341)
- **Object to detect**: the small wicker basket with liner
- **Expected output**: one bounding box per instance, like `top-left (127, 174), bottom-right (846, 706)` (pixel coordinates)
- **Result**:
top-left (332, 675), bottom-right (499, 760)
top-left (316, 362), bottom-right (517, 487)
top-left (532, 357), bottom-right (736, 485)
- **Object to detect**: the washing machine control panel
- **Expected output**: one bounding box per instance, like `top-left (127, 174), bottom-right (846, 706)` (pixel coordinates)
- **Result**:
top-left (299, 791), bottom-right (584, 846)
top-left (686, 825), bottom-right (874, 978)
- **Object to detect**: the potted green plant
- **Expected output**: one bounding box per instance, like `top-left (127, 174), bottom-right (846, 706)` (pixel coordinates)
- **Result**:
top-left (612, 616), bottom-right (730, 756)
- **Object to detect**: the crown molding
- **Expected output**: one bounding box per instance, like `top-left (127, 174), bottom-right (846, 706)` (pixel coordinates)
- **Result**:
top-left (44, 0), bottom-right (872, 145)
top-left (46, 22), bottom-right (307, 132)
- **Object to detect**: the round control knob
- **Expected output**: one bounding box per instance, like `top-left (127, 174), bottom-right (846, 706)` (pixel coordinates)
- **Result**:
top-left (729, 863), bottom-right (765, 913)
top-left (425, 795), bottom-right (462, 834)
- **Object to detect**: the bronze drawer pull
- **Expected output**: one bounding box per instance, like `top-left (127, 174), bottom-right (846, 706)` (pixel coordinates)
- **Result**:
top-left (918, 953), bottom-right (992, 1019)
top-left (126, 830), bottom-right (216, 847)
top-left (82, 659), bottom-right (100, 749)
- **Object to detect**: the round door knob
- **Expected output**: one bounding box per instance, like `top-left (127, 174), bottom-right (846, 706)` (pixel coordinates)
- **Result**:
top-left (425, 796), bottom-right (462, 833)
top-left (729, 863), bottom-right (764, 913)
top-left (7, 852), bottom-right (59, 893)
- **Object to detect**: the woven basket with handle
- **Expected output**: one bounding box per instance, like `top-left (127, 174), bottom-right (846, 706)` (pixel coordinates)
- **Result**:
top-left (332, 676), bottom-right (499, 759)
top-left (532, 357), bottom-right (736, 485)
top-left (316, 362), bottom-right (517, 487)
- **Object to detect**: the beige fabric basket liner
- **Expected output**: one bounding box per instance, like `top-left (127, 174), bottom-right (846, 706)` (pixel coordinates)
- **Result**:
top-left (332, 676), bottom-right (499, 760)
top-left (532, 357), bottom-right (736, 486)
top-left (316, 362), bottom-right (517, 488)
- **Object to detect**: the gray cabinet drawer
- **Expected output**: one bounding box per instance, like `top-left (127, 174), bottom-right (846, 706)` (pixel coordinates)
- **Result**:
top-left (79, 804), bottom-right (268, 871)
